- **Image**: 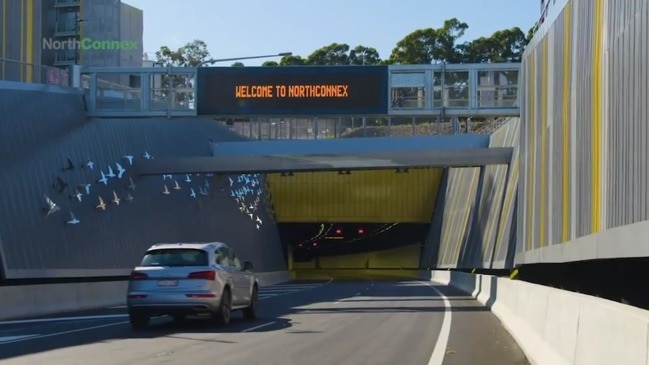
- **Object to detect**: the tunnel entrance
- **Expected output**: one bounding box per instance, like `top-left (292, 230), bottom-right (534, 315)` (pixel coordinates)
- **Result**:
top-left (280, 223), bottom-right (428, 269)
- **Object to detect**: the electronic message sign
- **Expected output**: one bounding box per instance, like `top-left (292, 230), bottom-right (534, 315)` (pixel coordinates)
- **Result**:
top-left (196, 66), bottom-right (388, 116)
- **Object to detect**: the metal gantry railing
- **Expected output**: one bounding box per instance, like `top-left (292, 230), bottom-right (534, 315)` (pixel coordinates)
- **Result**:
top-left (78, 63), bottom-right (519, 119)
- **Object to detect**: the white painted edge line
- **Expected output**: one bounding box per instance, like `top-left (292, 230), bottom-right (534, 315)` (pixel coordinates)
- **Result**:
top-left (241, 321), bottom-right (276, 332)
top-left (0, 314), bottom-right (128, 326)
top-left (0, 321), bottom-right (130, 345)
top-left (423, 281), bottom-right (453, 365)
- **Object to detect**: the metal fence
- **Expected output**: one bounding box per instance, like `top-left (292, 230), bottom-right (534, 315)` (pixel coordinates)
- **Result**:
top-left (0, 58), bottom-right (70, 86)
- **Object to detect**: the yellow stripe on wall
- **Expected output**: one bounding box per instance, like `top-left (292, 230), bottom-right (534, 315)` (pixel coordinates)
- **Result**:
top-left (2, 0), bottom-right (6, 79)
top-left (26, 0), bottom-right (33, 82)
top-left (562, 3), bottom-right (572, 243)
top-left (540, 38), bottom-right (548, 248)
top-left (20, 0), bottom-right (24, 81)
top-left (591, 0), bottom-right (603, 233)
top-left (526, 54), bottom-right (536, 251)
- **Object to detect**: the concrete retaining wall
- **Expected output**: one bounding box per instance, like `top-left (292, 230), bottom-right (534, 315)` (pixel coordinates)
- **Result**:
top-left (428, 270), bottom-right (649, 365)
top-left (0, 271), bottom-right (293, 320)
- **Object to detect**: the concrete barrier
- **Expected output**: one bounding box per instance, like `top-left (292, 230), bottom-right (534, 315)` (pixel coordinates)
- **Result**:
top-left (0, 271), bottom-right (293, 321)
top-left (427, 270), bottom-right (649, 365)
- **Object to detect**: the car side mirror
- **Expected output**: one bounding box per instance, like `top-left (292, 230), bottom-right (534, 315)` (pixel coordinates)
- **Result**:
top-left (243, 261), bottom-right (254, 271)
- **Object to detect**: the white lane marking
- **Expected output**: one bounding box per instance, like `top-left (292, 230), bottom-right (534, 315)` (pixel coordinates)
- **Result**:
top-left (108, 305), bottom-right (127, 309)
top-left (0, 321), bottom-right (130, 345)
top-left (423, 282), bottom-right (452, 365)
top-left (241, 321), bottom-right (276, 332)
top-left (335, 282), bottom-right (373, 304)
top-left (0, 314), bottom-right (128, 326)
top-left (0, 335), bottom-right (39, 343)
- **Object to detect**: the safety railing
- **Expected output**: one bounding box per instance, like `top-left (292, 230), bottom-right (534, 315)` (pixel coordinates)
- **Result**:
top-left (0, 57), bottom-right (70, 86)
top-left (81, 66), bottom-right (197, 117)
top-left (388, 63), bottom-right (520, 117)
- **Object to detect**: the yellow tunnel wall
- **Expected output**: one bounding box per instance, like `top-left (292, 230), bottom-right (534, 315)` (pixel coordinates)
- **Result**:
top-left (267, 168), bottom-right (444, 223)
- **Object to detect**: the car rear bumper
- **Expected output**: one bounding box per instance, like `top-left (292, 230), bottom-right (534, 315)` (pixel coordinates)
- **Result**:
top-left (127, 292), bottom-right (220, 315)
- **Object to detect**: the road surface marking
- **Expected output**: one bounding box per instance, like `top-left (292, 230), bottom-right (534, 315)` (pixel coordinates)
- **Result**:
top-left (0, 321), bottom-right (130, 345)
top-left (242, 321), bottom-right (276, 332)
top-left (0, 314), bottom-right (128, 326)
top-left (423, 281), bottom-right (452, 365)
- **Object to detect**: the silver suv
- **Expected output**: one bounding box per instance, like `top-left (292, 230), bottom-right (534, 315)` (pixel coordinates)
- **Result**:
top-left (126, 242), bottom-right (259, 329)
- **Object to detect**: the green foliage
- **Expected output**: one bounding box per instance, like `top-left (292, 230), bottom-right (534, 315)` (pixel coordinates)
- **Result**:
top-left (156, 19), bottom-right (538, 69)
top-left (154, 39), bottom-right (210, 105)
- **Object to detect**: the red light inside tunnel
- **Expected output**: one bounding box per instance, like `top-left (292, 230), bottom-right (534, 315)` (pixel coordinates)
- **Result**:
top-left (335, 228), bottom-right (342, 235)
top-left (313, 242), bottom-right (318, 248)
top-left (358, 228), bottom-right (364, 235)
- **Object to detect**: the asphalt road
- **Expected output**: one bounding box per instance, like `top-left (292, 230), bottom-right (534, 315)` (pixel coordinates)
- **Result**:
top-left (0, 280), bottom-right (528, 365)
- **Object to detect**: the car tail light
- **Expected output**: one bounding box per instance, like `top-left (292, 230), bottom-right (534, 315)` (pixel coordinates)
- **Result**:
top-left (130, 271), bottom-right (148, 280)
top-left (187, 271), bottom-right (216, 280)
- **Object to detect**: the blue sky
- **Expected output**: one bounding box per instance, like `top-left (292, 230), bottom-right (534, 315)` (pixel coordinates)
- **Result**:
top-left (124, 0), bottom-right (540, 66)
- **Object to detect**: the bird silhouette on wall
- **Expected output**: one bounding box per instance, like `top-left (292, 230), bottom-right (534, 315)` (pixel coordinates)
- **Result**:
top-left (66, 211), bottom-right (80, 225)
top-left (70, 187), bottom-right (83, 202)
top-left (79, 183), bottom-right (91, 196)
top-left (127, 177), bottom-right (136, 191)
top-left (61, 158), bottom-right (75, 171)
top-left (112, 191), bottom-right (120, 206)
top-left (52, 177), bottom-right (68, 194)
top-left (85, 159), bottom-right (95, 170)
top-left (123, 155), bottom-right (134, 165)
top-left (96, 196), bottom-right (106, 211)
top-left (116, 163), bottom-right (126, 179)
top-left (98, 171), bottom-right (108, 185)
top-left (162, 184), bottom-right (171, 195)
top-left (43, 194), bottom-right (60, 217)
top-left (106, 166), bottom-right (116, 178)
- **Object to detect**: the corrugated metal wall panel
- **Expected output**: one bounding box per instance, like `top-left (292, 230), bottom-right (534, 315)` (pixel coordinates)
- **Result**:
top-left (493, 119), bottom-right (520, 267)
top-left (606, 0), bottom-right (649, 229)
top-left (0, 90), bottom-right (286, 278)
top-left (519, 0), bottom-right (649, 263)
top-left (436, 167), bottom-right (480, 268)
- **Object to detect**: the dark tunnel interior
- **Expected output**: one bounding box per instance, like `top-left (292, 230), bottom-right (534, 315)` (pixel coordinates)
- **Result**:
top-left (278, 223), bottom-right (429, 262)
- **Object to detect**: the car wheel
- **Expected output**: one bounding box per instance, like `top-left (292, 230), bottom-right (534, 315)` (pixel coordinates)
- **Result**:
top-left (129, 311), bottom-right (150, 330)
top-left (214, 287), bottom-right (232, 325)
top-left (243, 285), bottom-right (258, 320)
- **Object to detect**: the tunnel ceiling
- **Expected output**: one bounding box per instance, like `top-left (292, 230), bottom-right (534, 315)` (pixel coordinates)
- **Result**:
top-left (267, 168), bottom-right (443, 223)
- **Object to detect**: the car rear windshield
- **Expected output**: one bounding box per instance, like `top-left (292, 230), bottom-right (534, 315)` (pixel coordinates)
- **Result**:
top-left (140, 249), bottom-right (208, 267)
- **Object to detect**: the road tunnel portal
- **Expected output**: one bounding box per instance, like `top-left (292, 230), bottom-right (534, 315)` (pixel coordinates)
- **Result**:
top-left (132, 63), bottom-right (518, 278)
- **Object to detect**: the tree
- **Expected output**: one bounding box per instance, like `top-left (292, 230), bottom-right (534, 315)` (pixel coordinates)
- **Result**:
top-left (305, 43), bottom-right (382, 65)
top-left (349, 45), bottom-right (381, 65)
top-left (389, 18), bottom-right (468, 64)
top-left (155, 39), bottom-right (210, 106)
top-left (460, 27), bottom-right (526, 63)
top-left (279, 55), bottom-right (306, 65)
top-left (262, 61), bottom-right (278, 67)
top-left (306, 43), bottom-right (351, 65)
top-left (231, 62), bottom-right (245, 67)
